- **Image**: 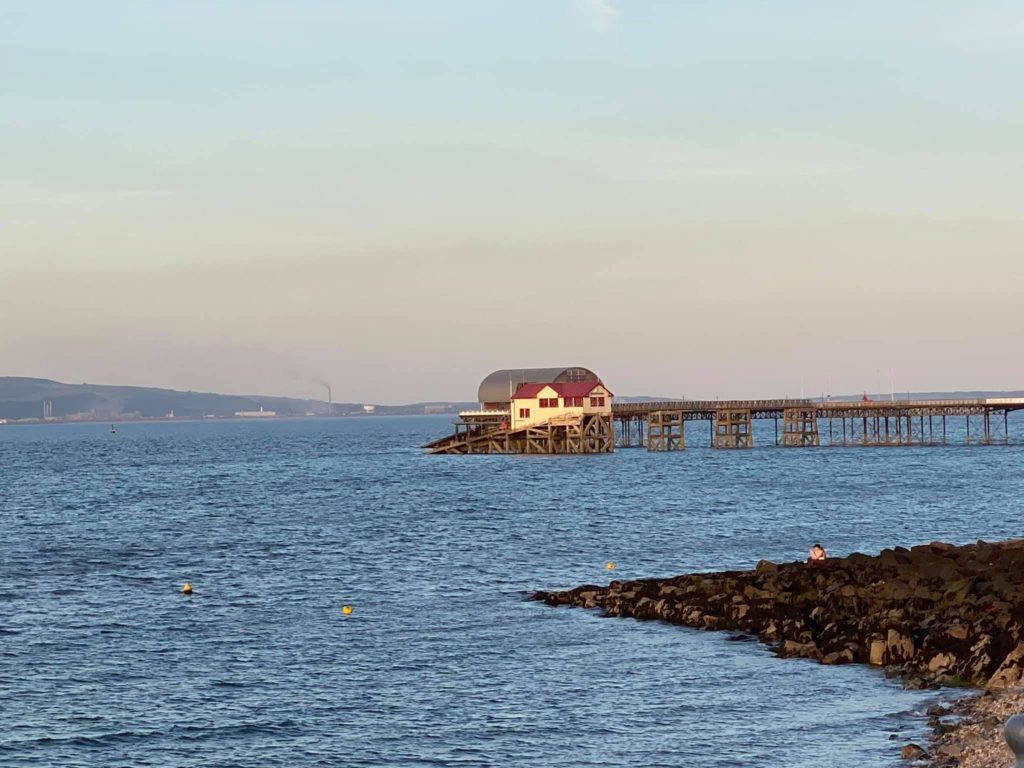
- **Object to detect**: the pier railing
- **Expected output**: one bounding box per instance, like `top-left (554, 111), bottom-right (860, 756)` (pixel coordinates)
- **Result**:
top-left (613, 399), bottom-right (815, 416)
top-left (613, 398), bottom-right (1024, 419)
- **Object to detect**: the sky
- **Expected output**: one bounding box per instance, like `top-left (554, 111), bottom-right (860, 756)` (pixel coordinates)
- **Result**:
top-left (2, 1), bottom-right (1023, 403)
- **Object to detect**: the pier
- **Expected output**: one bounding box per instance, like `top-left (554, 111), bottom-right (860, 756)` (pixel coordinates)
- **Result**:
top-left (424, 366), bottom-right (1023, 454)
top-left (427, 397), bottom-right (1023, 455)
top-left (614, 397), bottom-right (1024, 450)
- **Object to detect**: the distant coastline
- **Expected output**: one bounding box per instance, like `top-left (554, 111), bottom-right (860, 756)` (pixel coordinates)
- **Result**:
top-left (2, 376), bottom-right (1021, 426)
top-left (0, 376), bottom-right (475, 425)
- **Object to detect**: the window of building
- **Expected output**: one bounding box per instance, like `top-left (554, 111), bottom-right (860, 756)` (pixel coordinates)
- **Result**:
top-left (519, 408), bottom-right (530, 418)
top-left (589, 396), bottom-right (605, 407)
top-left (539, 397), bottom-right (559, 408)
top-left (564, 396), bottom-right (583, 407)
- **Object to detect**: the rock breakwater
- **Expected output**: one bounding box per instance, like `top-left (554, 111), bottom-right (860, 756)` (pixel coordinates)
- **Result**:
top-left (533, 540), bottom-right (1024, 689)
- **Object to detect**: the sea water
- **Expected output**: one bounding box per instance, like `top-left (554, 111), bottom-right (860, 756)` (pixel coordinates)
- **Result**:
top-left (2, 415), bottom-right (1022, 767)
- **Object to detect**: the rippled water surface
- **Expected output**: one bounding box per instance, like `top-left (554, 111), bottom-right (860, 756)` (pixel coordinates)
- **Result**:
top-left (2, 415), bottom-right (1022, 767)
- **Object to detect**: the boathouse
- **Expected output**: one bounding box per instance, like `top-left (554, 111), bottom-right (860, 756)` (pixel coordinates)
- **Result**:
top-left (423, 366), bottom-right (614, 454)
top-left (510, 381), bottom-right (613, 430)
top-left (477, 366), bottom-right (601, 410)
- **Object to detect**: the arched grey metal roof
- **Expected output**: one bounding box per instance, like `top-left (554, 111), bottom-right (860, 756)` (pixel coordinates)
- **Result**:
top-left (478, 367), bottom-right (600, 405)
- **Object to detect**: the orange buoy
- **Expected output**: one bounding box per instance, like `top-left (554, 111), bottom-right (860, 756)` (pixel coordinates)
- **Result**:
top-left (341, 605), bottom-right (353, 615)
top-left (182, 582), bottom-right (193, 595)
top-left (606, 562), bottom-right (616, 571)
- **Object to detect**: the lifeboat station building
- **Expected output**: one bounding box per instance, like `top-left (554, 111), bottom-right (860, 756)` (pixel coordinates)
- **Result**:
top-left (509, 381), bottom-right (612, 430)
top-left (424, 366), bottom-right (614, 454)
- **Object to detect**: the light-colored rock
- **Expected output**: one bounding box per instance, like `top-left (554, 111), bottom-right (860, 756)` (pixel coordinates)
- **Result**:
top-left (987, 641), bottom-right (1024, 689)
top-left (870, 639), bottom-right (887, 666)
top-left (886, 628), bottom-right (915, 662)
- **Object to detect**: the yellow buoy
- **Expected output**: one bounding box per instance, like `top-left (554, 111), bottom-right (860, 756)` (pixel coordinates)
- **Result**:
top-left (606, 562), bottom-right (616, 571)
top-left (341, 605), bottom-right (353, 615)
top-left (182, 582), bottom-right (193, 595)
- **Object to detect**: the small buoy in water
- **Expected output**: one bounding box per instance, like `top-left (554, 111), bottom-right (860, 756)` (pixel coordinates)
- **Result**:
top-left (606, 562), bottom-right (616, 571)
top-left (341, 605), bottom-right (353, 615)
top-left (182, 582), bottom-right (193, 595)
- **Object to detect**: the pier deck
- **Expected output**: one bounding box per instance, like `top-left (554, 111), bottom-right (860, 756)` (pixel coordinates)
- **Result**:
top-left (614, 398), bottom-right (1024, 449)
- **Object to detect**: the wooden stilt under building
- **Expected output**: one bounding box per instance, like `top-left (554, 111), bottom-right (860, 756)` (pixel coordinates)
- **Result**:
top-left (424, 414), bottom-right (614, 455)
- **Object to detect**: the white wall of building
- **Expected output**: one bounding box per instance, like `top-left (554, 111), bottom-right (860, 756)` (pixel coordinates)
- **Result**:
top-left (510, 384), bottom-right (612, 430)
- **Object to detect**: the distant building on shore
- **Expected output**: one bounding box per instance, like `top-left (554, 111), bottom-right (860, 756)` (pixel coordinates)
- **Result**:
top-left (234, 406), bottom-right (276, 418)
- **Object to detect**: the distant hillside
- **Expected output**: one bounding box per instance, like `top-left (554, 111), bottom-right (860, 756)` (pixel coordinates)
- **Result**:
top-left (4, 377), bottom-right (1019, 423)
top-left (0, 378), bottom-right (473, 421)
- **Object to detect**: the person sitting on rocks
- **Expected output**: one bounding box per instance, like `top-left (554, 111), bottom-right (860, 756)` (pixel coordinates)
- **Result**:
top-left (808, 543), bottom-right (827, 562)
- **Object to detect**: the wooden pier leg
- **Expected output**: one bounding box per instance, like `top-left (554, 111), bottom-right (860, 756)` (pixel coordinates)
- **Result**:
top-left (714, 409), bottom-right (754, 448)
top-left (782, 408), bottom-right (819, 447)
top-left (942, 414), bottom-right (947, 444)
top-left (648, 411), bottom-right (662, 451)
top-left (966, 415), bottom-right (971, 444)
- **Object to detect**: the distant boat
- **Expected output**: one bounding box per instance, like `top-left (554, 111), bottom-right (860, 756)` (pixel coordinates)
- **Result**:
top-left (110, 425), bottom-right (117, 433)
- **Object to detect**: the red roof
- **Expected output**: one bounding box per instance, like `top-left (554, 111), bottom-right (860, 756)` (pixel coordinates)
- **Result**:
top-left (512, 381), bottom-right (613, 399)
top-left (512, 382), bottom-right (548, 399)
top-left (555, 381), bottom-right (610, 397)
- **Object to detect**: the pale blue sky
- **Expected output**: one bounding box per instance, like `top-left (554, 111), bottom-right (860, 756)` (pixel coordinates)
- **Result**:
top-left (3, 1), bottom-right (1022, 402)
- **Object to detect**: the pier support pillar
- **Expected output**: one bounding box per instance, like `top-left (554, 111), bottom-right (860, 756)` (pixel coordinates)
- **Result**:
top-left (781, 408), bottom-right (820, 447)
top-left (714, 408), bottom-right (753, 449)
top-left (647, 410), bottom-right (685, 451)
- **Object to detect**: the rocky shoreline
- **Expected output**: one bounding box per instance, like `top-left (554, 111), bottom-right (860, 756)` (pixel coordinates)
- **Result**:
top-left (532, 539), bottom-right (1024, 764)
top-left (920, 688), bottom-right (1022, 767)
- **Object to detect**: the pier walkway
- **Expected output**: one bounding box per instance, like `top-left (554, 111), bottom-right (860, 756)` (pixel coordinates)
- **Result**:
top-left (613, 398), bottom-right (1024, 449)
